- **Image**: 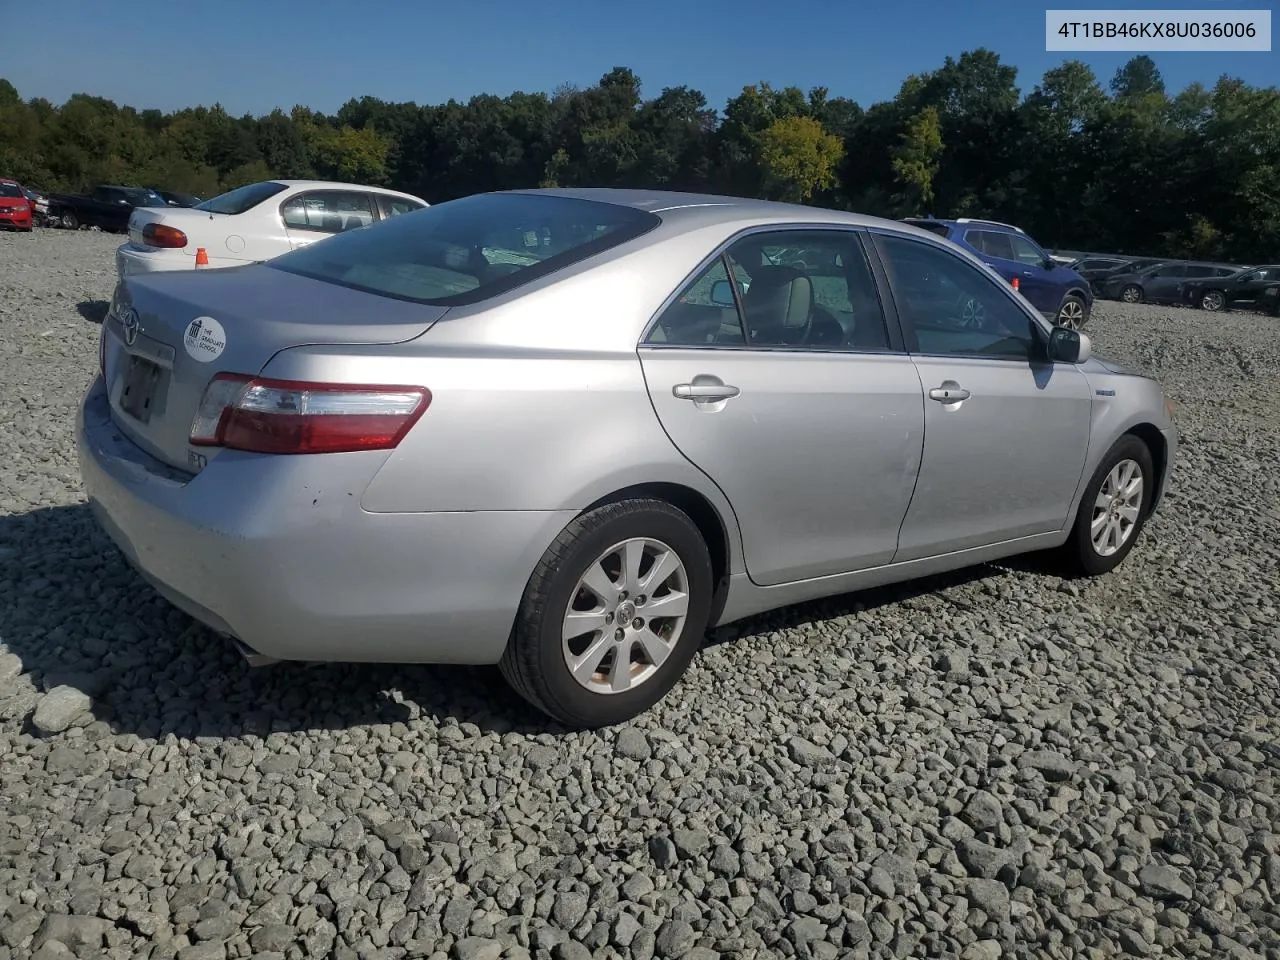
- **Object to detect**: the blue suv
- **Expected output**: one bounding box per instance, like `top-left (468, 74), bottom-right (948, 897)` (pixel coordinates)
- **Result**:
top-left (902, 217), bottom-right (1093, 330)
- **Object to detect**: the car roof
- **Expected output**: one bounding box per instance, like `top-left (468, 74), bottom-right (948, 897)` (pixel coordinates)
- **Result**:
top-left (269, 179), bottom-right (425, 199)
top-left (496, 187), bottom-right (940, 237)
top-left (902, 216), bottom-right (1027, 234)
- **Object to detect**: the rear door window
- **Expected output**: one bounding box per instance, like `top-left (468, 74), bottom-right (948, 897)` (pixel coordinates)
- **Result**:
top-left (282, 191), bottom-right (376, 234)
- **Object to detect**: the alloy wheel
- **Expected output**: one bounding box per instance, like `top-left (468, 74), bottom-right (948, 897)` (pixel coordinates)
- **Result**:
top-left (561, 537), bottom-right (690, 695)
top-left (1090, 459), bottom-right (1144, 557)
top-left (1057, 299), bottom-right (1085, 330)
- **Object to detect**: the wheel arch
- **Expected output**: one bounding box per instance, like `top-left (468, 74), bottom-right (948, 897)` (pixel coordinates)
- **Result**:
top-left (582, 482), bottom-right (734, 625)
top-left (1124, 422), bottom-right (1169, 514)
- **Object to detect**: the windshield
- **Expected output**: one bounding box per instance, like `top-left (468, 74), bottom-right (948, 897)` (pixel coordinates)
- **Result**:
top-left (0, 183), bottom-right (24, 199)
top-left (197, 181), bottom-right (288, 216)
top-left (267, 192), bottom-right (661, 306)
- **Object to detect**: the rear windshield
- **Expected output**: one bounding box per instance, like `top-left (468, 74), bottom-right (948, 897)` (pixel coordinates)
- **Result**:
top-left (267, 192), bottom-right (661, 306)
top-left (197, 181), bottom-right (288, 216)
top-left (904, 220), bottom-right (951, 238)
top-left (0, 183), bottom-right (23, 198)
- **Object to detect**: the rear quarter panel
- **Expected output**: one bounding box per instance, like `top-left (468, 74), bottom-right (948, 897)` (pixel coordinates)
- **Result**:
top-left (256, 226), bottom-right (756, 569)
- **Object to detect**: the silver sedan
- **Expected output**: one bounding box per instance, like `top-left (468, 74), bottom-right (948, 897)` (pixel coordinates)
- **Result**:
top-left (76, 188), bottom-right (1178, 728)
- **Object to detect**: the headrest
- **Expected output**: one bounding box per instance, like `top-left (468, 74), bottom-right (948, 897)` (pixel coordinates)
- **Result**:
top-left (742, 265), bottom-right (814, 330)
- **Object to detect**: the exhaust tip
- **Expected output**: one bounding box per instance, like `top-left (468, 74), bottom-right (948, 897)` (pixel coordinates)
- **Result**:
top-left (231, 637), bottom-right (280, 668)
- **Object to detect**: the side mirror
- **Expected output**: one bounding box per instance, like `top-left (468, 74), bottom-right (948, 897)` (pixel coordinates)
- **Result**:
top-left (1047, 326), bottom-right (1091, 364)
top-left (710, 279), bottom-right (743, 307)
top-left (1043, 258), bottom-right (1058, 270)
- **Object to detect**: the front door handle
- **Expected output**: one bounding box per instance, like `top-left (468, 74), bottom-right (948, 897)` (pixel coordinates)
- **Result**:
top-left (673, 380), bottom-right (740, 402)
top-left (929, 382), bottom-right (970, 403)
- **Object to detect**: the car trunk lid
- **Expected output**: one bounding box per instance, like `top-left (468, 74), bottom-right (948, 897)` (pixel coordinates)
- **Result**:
top-left (104, 264), bottom-right (449, 472)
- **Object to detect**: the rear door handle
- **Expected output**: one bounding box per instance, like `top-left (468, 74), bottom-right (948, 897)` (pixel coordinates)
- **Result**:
top-left (929, 382), bottom-right (970, 403)
top-left (673, 381), bottom-right (740, 402)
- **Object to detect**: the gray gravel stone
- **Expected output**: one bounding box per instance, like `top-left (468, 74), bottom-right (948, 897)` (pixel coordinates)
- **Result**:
top-left (1139, 864), bottom-right (1194, 901)
top-left (30, 685), bottom-right (91, 733)
top-left (453, 938), bottom-right (503, 960)
top-left (0, 239), bottom-right (1276, 960)
top-left (615, 727), bottom-right (651, 761)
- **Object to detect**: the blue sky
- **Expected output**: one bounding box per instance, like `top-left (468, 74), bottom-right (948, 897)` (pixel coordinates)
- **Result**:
top-left (5, 0), bottom-right (1276, 116)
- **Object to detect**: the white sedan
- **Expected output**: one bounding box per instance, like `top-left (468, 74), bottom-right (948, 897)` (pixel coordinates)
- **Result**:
top-left (115, 179), bottom-right (428, 279)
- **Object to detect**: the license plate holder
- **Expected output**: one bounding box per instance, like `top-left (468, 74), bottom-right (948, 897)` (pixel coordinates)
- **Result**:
top-left (120, 354), bottom-right (162, 423)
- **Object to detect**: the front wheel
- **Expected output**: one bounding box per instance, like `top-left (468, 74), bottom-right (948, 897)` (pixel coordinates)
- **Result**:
top-left (60, 211), bottom-right (79, 230)
top-left (500, 499), bottom-right (714, 729)
top-left (1200, 289), bottom-right (1226, 311)
top-left (1120, 284), bottom-right (1143, 304)
top-left (1056, 295), bottom-right (1087, 330)
top-left (1058, 434), bottom-right (1155, 577)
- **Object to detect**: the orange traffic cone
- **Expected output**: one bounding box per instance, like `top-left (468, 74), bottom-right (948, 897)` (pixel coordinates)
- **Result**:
top-left (195, 247), bottom-right (209, 269)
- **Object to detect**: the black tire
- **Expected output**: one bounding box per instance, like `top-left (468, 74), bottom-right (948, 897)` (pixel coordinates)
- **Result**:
top-left (499, 498), bottom-right (714, 729)
top-left (1056, 294), bottom-right (1088, 329)
top-left (1057, 434), bottom-right (1155, 577)
top-left (1120, 284), bottom-right (1143, 304)
top-left (1200, 289), bottom-right (1227, 311)
top-left (61, 211), bottom-right (79, 230)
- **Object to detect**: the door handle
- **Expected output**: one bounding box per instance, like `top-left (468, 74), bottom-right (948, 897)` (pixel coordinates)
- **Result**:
top-left (673, 381), bottom-right (740, 401)
top-left (929, 382), bottom-right (970, 403)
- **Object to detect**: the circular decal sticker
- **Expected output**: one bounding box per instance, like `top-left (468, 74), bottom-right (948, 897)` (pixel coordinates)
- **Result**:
top-left (183, 316), bottom-right (227, 363)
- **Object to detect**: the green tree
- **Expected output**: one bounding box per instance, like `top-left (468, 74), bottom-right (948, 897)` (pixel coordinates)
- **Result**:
top-left (755, 115), bottom-right (844, 202)
top-left (890, 107), bottom-right (943, 214)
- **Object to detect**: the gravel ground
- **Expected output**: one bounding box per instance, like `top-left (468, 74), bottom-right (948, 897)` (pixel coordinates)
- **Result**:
top-left (1, 227), bottom-right (1278, 960)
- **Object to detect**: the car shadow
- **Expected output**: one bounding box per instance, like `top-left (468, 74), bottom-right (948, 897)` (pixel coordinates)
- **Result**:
top-left (2, 502), bottom-right (1012, 741)
top-left (0, 503), bottom-right (564, 739)
top-left (76, 299), bottom-right (110, 325)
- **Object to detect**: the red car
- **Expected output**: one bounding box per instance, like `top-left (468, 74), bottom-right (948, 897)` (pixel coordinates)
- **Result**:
top-left (0, 178), bottom-right (34, 231)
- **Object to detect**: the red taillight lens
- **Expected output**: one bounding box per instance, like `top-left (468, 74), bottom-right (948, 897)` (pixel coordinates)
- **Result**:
top-left (142, 223), bottom-right (188, 248)
top-left (189, 374), bottom-right (431, 455)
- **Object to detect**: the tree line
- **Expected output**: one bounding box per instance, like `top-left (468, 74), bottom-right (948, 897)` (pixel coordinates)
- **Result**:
top-left (1, 51), bottom-right (1277, 261)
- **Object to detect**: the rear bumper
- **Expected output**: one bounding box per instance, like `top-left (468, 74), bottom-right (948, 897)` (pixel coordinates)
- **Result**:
top-left (76, 375), bottom-right (573, 665)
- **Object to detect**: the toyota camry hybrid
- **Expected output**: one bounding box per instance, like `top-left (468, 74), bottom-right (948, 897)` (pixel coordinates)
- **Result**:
top-left (77, 188), bottom-right (1178, 728)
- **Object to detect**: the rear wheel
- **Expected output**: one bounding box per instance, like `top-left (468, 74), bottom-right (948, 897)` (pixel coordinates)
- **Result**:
top-left (500, 499), bottom-right (714, 728)
top-left (1057, 434), bottom-right (1154, 577)
top-left (1120, 284), bottom-right (1143, 304)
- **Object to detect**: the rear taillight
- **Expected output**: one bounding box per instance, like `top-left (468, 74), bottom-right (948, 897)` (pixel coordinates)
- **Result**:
top-left (142, 223), bottom-right (188, 248)
top-left (189, 374), bottom-right (431, 455)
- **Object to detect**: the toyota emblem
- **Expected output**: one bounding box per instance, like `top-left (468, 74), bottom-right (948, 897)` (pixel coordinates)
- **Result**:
top-left (119, 306), bottom-right (140, 346)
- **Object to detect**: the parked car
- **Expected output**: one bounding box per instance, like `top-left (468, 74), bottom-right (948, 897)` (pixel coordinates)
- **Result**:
top-left (152, 189), bottom-right (203, 208)
top-left (1068, 255), bottom-right (1136, 281)
top-left (23, 186), bottom-right (51, 225)
top-left (1093, 260), bottom-right (1244, 305)
top-left (78, 188), bottom-right (1177, 728)
top-left (0, 178), bottom-right (34, 231)
top-left (1260, 283), bottom-right (1280, 316)
top-left (115, 179), bottom-right (429, 279)
top-left (901, 217), bottom-right (1093, 329)
top-left (47, 185), bottom-right (169, 232)
top-left (1186, 264), bottom-right (1280, 312)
